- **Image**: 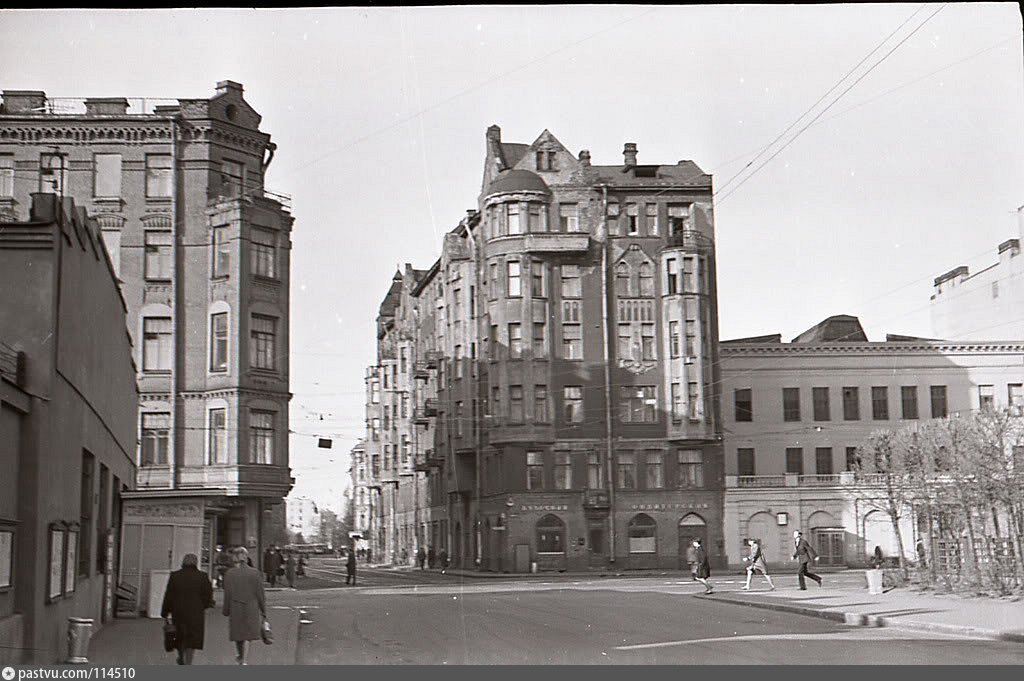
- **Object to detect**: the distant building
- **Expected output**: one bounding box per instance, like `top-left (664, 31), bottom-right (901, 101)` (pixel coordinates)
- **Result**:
top-left (930, 206), bottom-right (1024, 340)
top-left (720, 315), bottom-right (1024, 568)
top-left (285, 497), bottom-right (322, 543)
top-left (0, 195), bottom-right (138, 664)
top-left (0, 83), bottom-right (294, 611)
top-left (364, 126), bottom-right (726, 571)
top-left (348, 440), bottom-right (378, 554)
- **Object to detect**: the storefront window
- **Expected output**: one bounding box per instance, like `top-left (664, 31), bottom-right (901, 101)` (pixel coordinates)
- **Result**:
top-left (628, 513), bottom-right (657, 554)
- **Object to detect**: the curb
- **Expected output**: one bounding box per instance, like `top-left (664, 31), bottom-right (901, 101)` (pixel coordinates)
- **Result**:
top-left (708, 593), bottom-right (1024, 643)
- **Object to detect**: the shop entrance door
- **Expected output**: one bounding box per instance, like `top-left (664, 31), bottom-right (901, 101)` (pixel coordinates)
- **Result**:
top-left (814, 529), bottom-right (845, 566)
top-left (587, 519), bottom-right (607, 567)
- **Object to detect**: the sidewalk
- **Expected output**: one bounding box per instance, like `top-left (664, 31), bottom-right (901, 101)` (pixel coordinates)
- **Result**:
top-left (89, 595), bottom-right (300, 665)
top-left (707, 572), bottom-right (1024, 643)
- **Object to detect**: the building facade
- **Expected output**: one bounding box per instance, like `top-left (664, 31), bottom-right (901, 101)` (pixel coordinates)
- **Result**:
top-left (356, 127), bottom-right (726, 571)
top-left (0, 83), bottom-right (294, 610)
top-left (930, 206), bottom-right (1024, 340)
top-left (285, 497), bottom-right (322, 543)
top-left (720, 315), bottom-right (1024, 569)
top-left (0, 196), bottom-right (138, 663)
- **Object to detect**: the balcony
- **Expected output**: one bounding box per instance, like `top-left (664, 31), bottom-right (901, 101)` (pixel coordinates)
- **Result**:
top-left (728, 472), bottom-right (884, 489)
top-left (665, 230), bottom-right (713, 251)
top-left (521, 233), bottom-right (590, 254)
top-left (423, 398), bottom-right (439, 417)
top-left (424, 351), bottom-right (441, 369)
top-left (174, 464), bottom-right (293, 496)
top-left (412, 406), bottom-right (433, 425)
top-left (413, 361), bottom-right (430, 380)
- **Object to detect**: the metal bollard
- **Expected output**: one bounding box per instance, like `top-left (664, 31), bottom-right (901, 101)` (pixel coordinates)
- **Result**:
top-left (67, 617), bottom-right (94, 664)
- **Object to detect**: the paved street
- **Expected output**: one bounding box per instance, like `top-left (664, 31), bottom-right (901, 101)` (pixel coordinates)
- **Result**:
top-left (274, 566), bottom-right (1024, 665)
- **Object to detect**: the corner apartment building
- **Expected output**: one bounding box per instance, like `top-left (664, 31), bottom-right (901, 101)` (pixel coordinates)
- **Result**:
top-left (0, 82), bottom-right (293, 611)
top-left (356, 127), bottom-right (725, 571)
top-left (0, 196), bottom-right (138, 663)
top-left (930, 206), bottom-right (1024, 340)
top-left (720, 315), bottom-right (1024, 569)
top-left (285, 496), bottom-right (322, 543)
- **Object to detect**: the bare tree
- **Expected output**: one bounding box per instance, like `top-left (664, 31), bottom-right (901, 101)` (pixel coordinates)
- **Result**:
top-left (855, 428), bottom-right (912, 579)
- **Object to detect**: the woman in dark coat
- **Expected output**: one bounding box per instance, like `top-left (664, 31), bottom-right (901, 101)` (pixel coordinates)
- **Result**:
top-left (161, 553), bottom-right (214, 665)
top-left (692, 538), bottom-right (713, 594)
top-left (345, 548), bottom-right (357, 585)
top-left (222, 547), bottom-right (267, 665)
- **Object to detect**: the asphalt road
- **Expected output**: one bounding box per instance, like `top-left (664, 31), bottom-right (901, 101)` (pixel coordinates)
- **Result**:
top-left (273, 567), bottom-right (1024, 665)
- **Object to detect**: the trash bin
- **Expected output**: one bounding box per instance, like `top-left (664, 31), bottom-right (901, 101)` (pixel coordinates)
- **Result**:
top-left (67, 617), bottom-right (94, 664)
top-left (866, 568), bottom-right (884, 595)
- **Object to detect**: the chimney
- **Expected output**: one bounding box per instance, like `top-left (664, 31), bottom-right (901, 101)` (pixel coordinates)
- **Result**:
top-left (216, 80), bottom-right (244, 96)
top-left (578, 150), bottom-right (591, 167)
top-left (84, 97), bottom-right (129, 116)
top-left (486, 125), bottom-right (501, 144)
top-left (623, 142), bottom-right (638, 167)
top-left (2, 90), bottom-right (47, 114)
top-left (29, 193), bottom-right (58, 223)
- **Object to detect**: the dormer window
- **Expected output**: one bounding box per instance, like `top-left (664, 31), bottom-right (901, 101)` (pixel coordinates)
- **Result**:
top-left (536, 150), bottom-right (558, 171)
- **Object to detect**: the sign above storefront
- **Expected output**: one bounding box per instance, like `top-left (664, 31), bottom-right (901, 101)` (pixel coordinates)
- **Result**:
top-left (628, 502), bottom-right (710, 511)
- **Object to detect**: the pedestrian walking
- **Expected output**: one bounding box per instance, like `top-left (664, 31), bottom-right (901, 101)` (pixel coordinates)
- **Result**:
top-left (297, 554), bottom-right (307, 577)
top-left (215, 545), bottom-right (231, 589)
top-left (222, 547), bottom-right (267, 666)
top-left (439, 548), bottom-right (449, 574)
top-left (691, 539), bottom-right (713, 593)
top-left (427, 545), bottom-right (436, 569)
top-left (262, 547), bottom-right (273, 584)
top-left (685, 543), bottom-right (698, 581)
top-left (741, 538), bottom-right (775, 591)
top-left (266, 546), bottom-right (282, 587)
top-left (792, 530), bottom-right (822, 589)
top-left (916, 539), bottom-right (927, 568)
top-left (346, 546), bottom-right (357, 585)
top-left (416, 546), bottom-right (426, 570)
top-left (285, 552), bottom-right (297, 589)
top-left (401, 547), bottom-right (409, 565)
top-left (160, 553), bottom-right (215, 665)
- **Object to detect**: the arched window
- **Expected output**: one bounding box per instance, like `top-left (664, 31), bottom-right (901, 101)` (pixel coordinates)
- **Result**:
top-left (615, 262), bottom-right (631, 297)
top-left (536, 514), bottom-right (565, 554)
top-left (628, 513), bottom-right (657, 554)
top-left (639, 262), bottom-right (655, 297)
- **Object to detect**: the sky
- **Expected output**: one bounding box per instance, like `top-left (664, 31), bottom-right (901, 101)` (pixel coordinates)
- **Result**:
top-left (3, 4), bottom-right (1022, 512)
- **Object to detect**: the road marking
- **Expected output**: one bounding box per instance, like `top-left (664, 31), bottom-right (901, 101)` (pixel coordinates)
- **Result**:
top-left (614, 630), bottom-right (988, 650)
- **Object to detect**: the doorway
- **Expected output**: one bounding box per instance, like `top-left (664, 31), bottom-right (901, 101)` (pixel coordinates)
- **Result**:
top-left (813, 529), bottom-right (845, 566)
top-left (587, 518), bottom-right (607, 567)
top-left (678, 514), bottom-right (707, 569)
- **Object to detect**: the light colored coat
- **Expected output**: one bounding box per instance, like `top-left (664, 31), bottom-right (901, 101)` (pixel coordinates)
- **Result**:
top-left (222, 564), bottom-right (266, 642)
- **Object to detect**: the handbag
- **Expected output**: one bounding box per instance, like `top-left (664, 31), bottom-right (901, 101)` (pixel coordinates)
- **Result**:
top-left (163, 620), bottom-right (177, 652)
top-left (261, 619), bottom-right (274, 645)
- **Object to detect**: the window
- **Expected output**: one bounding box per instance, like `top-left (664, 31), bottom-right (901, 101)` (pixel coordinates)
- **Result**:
top-left (250, 411), bottom-right (275, 464)
top-left (682, 258), bottom-right (695, 293)
top-left (0, 155), bottom-right (13, 196)
top-left (454, 345), bottom-right (464, 378)
top-left (554, 452), bottom-right (572, 490)
top-left (1009, 384), bottom-right (1024, 408)
top-left (141, 413), bottom-right (170, 465)
top-left (688, 382), bottom-right (700, 420)
top-left (559, 204), bottom-right (579, 232)
top-left (617, 452), bottom-right (637, 489)
top-left (639, 262), bottom-right (655, 297)
top-left (587, 452), bottom-right (603, 488)
top-left (685, 321), bottom-right (697, 356)
top-left (845, 447), bottom-right (861, 471)
top-left (209, 408), bottom-right (227, 464)
top-left (560, 265), bottom-right (581, 298)
top-left (901, 386), bottom-right (919, 419)
top-left (507, 261), bottom-right (521, 296)
top-left (666, 258), bottom-right (679, 294)
top-left (842, 387), bottom-right (860, 420)
top-left (509, 386), bottom-right (524, 422)
top-left (815, 447), bottom-right (833, 475)
top-left (144, 231), bottom-right (172, 280)
top-left (734, 388), bottom-right (753, 422)
top-left (645, 451), bottom-right (664, 489)
top-left (489, 262), bottom-right (499, 299)
top-left (489, 324), bottom-right (499, 359)
top-left (536, 514), bottom-right (564, 553)
top-left (628, 514), bottom-right (656, 553)
top-left (641, 324), bottom-right (656, 360)
top-left (507, 204), bottom-right (522, 235)
top-left (620, 386), bottom-right (657, 423)
top-left (615, 262), bottom-right (631, 297)
top-left (79, 451), bottom-right (94, 577)
top-left (737, 448), bottom-right (755, 476)
top-left (785, 448), bottom-right (804, 475)
top-left (210, 312), bottom-right (228, 371)
top-left (626, 203), bottom-right (639, 234)
top-left (930, 385), bottom-right (948, 418)
top-left (250, 227), bottom-right (277, 279)
top-left (563, 386), bottom-right (583, 423)
top-left (93, 153), bottom-right (122, 198)
top-left (534, 385), bottom-right (549, 422)
top-left (677, 450), bottom-right (704, 488)
top-left (668, 204), bottom-right (689, 234)
top-left (455, 401), bottom-right (464, 437)
top-left (400, 393), bottom-right (408, 418)
top-left (871, 386), bottom-right (889, 420)
top-left (508, 323), bottom-right (522, 359)
top-left (250, 314), bottom-right (277, 371)
top-left (978, 384), bottom-right (994, 412)
top-left (617, 324), bottom-right (632, 359)
top-left (142, 317), bottom-right (172, 372)
top-left (669, 321), bottom-right (681, 358)
top-left (645, 203), bottom-right (658, 235)
top-left (528, 204), bottom-right (545, 232)
top-left (532, 322), bottom-right (546, 358)
top-left (491, 386), bottom-right (501, 419)
top-left (671, 382), bottom-right (682, 421)
top-left (212, 226), bottom-right (230, 278)
top-left (220, 160), bottom-right (244, 198)
top-left (400, 347), bottom-right (407, 374)
top-left (39, 153), bottom-right (68, 194)
top-left (145, 155), bottom-right (173, 198)
top-left (531, 261), bottom-right (546, 297)
top-left (812, 387), bottom-right (831, 421)
top-left (562, 323), bottom-right (583, 360)
top-left (527, 451), bottom-right (544, 490)
top-left (783, 388), bottom-right (801, 422)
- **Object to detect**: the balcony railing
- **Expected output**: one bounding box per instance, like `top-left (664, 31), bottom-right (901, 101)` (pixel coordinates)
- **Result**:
top-left (424, 351), bottom-right (441, 369)
top-left (413, 361), bottom-right (430, 379)
top-left (730, 472), bottom-right (893, 489)
top-left (737, 475), bottom-right (787, 488)
top-left (666, 229), bottom-right (714, 251)
top-left (799, 474), bottom-right (842, 486)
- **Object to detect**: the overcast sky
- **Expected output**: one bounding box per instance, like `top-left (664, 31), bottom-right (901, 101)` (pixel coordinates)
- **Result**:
top-left (3, 4), bottom-right (1022, 512)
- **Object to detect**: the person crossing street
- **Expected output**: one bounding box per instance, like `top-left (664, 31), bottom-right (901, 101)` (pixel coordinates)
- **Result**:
top-left (792, 530), bottom-right (822, 589)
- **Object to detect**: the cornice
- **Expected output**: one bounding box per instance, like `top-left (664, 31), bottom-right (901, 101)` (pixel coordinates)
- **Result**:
top-left (720, 342), bottom-right (1024, 356)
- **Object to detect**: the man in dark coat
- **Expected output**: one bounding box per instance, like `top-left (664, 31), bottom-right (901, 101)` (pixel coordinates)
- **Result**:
top-left (691, 539), bottom-right (713, 594)
top-left (427, 545), bottom-right (436, 569)
top-left (416, 546), bottom-right (426, 570)
top-left (792, 530), bottom-right (823, 589)
top-left (262, 547), bottom-right (274, 584)
top-left (266, 546), bottom-right (282, 587)
top-left (161, 553), bottom-right (214, 665)
top-left (346, 547), bottom-right (357, 585)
